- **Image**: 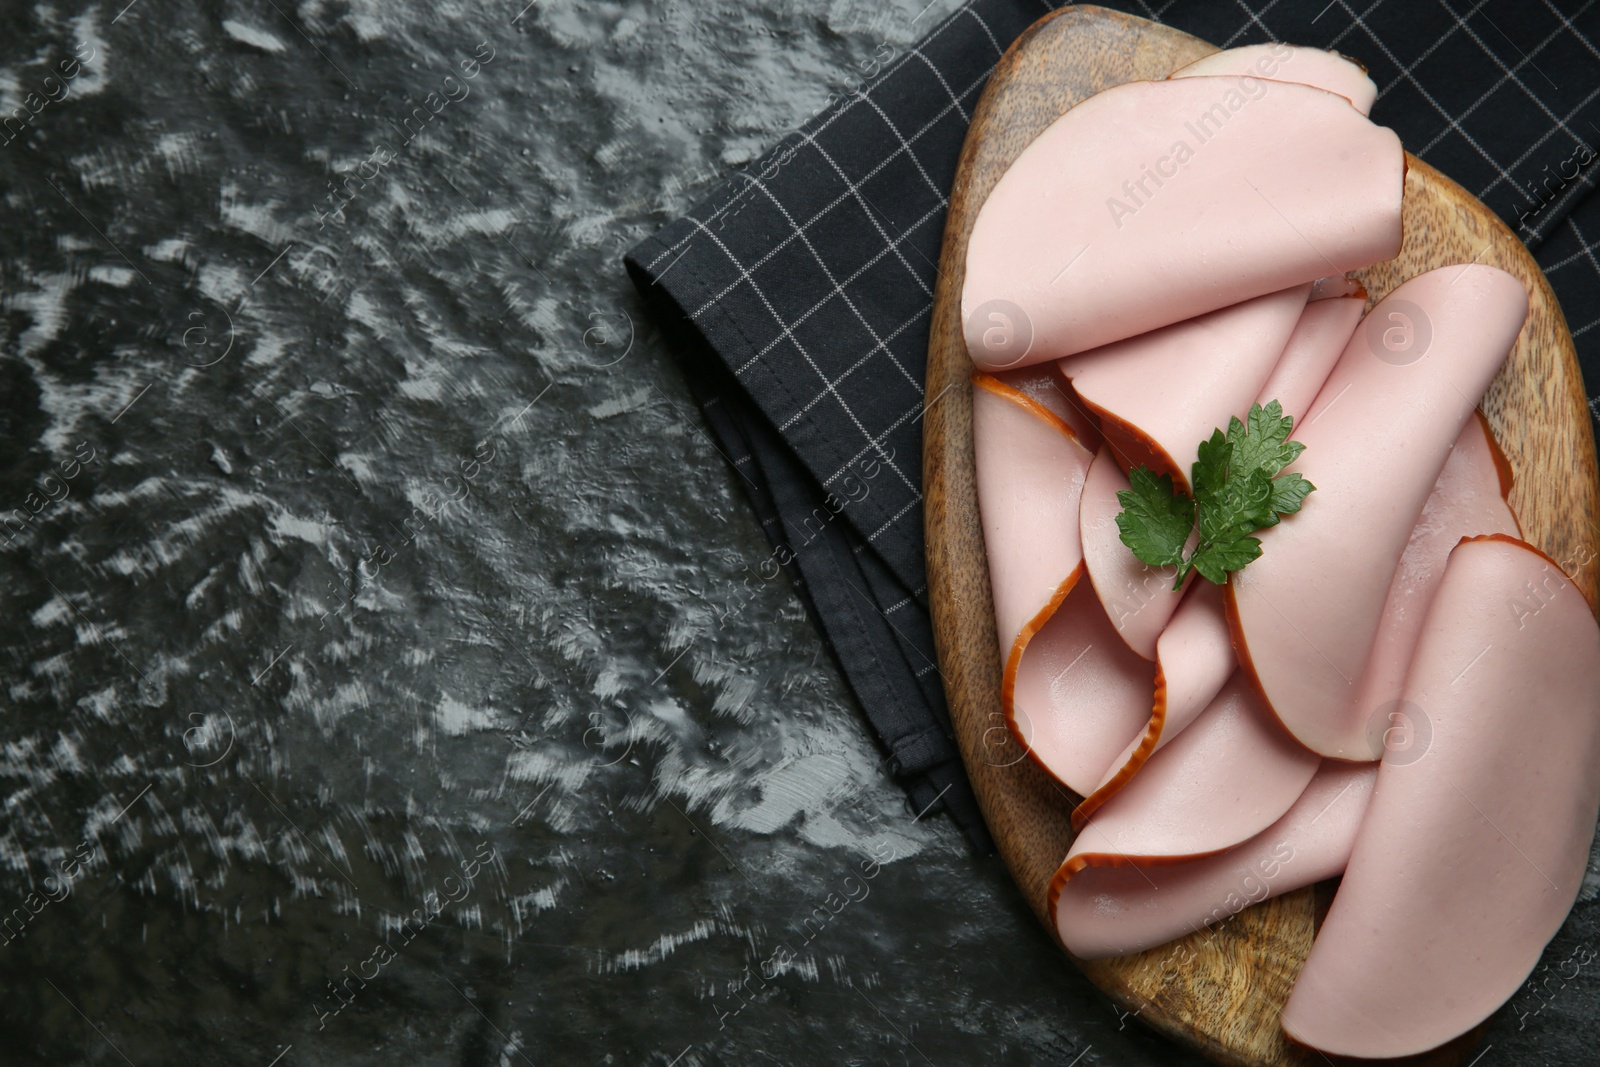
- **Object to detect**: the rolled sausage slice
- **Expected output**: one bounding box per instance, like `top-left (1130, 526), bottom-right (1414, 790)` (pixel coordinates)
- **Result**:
top-left (963, 76), bottom-right (1403, 370)
top-left (1281, 535), bottom-right (1600, 1059)
top-left (1228, 265), bottom-right (1528, 759)
top-left (1170, 43), bottom-right (1378, 115)
top-left (1052, 761), bottom-right (1375, 959)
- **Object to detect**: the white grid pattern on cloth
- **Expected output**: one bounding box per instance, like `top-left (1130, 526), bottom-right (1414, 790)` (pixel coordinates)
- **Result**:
top-left (1545, 0), bottom-right (1600, 57)
top-left (778, 292), bottom-right (939, 433)
top-left (870, 486), bottom-right (935, 543)
top-left (910, 46), bottom-right (976, 121)
top-left (1339, 1), bottom-right (1523, 191)
top-left (734, 200), bottom-right (947, 392)
top-left (857, 90), bottom-right (962, 213)
top-left (1546, 214), bottom-right (1600, 341)
top-left (687, 60), bottom-right (996, 327)
top-left (1479, 84), bottom-right (1600, 201)
top-left (1324, 0), bottom-right (1386, 49)
top-left (647, 4), bottom-right (1027, 546)
top-left (796, 107), bottom-right (942, 301)
top-left (1225, 0), bottom-right (1285, 48)
top-left (1416, 2), bottom-right (1594, 157)
top-left (738, 173), bottom-right (929, 436)
top-left (961, 4), bottom-right (1009, 53)
top-left (1544, 217), bottom-right (1600, 274)
top-left (682, 214), bottom-right (922, 499)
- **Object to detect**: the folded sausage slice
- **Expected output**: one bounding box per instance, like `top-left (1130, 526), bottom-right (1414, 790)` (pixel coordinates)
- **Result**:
top-left (1170, 44), bottom-right (1378, 115)
top-left (1078, 447), bottom-right (1192, 659)
top-left (991, 365), bottom-right (1102, 447)
top-left (1074, 581), bottom-right (1235, 828)
top-left (1343, 414), bottom-right (1520, 759)
top-left (1012, 580), bottom-right (1157, 795)
top-left (972, 373), bottom-right (1095, 760)
top-left (972, 373), bottom-right (1151, 793)
top-left (1228, 265), bottom-right (1528, 758)
top-left (1281, 535), bottom-right (1600, 1059)
top-left (1252, 291), bottom-right (1365, 426)
top-left (1057, 673), bottom-right (1319, 874)
top-left (1134, 582), bottom-right (1235, 755)
top-left (963, 76), bottom-right (1403, 369)
top-left (1059, 284), bottom-right (1310, 491)
top-left (1053, 761), bottom-right (1375, 959)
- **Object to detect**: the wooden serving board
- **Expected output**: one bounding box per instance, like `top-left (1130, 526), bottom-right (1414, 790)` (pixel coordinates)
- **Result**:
top-left (922, 7), bottom-right (1600, 1066)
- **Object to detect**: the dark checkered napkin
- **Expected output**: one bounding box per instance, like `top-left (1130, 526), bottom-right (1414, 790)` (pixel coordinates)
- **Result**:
top-left (626, 0), bottom-right (1600, 850)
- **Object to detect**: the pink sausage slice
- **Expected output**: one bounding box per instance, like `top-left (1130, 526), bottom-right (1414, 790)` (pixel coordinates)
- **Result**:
top-left (1252, 291), bottom-right (1365, 427)
top-left (1228, 265), bottom-right (1528, 759)
top-left (1052, 761), bottom-right (1375, 959)
top-left (972, 373), bottom-right (1094, 746)
top-left (1170, 44), bottom-right (1378, 115)
top-left (1136, 582), bottom-right (1235, 754)
top-left (963, 77), bottom-right (1402, 370)
top-left (1079, 446), bottom-right (1193, 659)
top-left (1060, 284), bottom-right (1310, 491)
top-left (1058, 673), bottom-right (1320, 872)
top-left (1012, 579), bottom-right (1157, 795)
top-left (1074, 581), bottom-right (1236, 828)
top-left (1281, 535), bottom-right (1600, 1059)
top-left (1342, 414), bottom-right (1520, 759)
top-left (992, 365), bottom-right (1103, 447)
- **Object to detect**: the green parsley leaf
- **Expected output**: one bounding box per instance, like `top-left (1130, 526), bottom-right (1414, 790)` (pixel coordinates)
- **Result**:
top-left (1226, 399), bottom-right (1302, 479)
top-left (1114, 467), bottom-right (1193, 569)
top-left (1190, 428), bottom-right (1232, 502)
top-left (1198, 465), bottom-right (1274, 544)
top-left (1189, 536), bottom-right (1262, 584)
top-left (1113, 400), bottom-right (1314, 587)
top-left (1266, 471), bottom-right (1316, 521)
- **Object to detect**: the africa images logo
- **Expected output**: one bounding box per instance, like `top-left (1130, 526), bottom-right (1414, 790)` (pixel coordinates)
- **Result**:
top-left (1105, 43), bottom-right (1292, 230)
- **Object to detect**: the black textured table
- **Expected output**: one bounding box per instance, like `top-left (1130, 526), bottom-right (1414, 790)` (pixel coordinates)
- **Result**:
top-left (0, 2), bottom-right (1595, 1065)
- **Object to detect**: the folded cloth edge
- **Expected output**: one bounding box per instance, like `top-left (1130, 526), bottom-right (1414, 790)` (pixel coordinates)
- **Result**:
top-left (625, 249), bottom-right (995, 853)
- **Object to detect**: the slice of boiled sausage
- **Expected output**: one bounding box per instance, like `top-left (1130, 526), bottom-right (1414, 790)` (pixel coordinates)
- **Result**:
top-left (1053, 761), bottom-right (1375, 959)
top-left (1228, 265), bottom-right (1528, 758)
top-left (973, 373), bottom-right (1151, 794)
top-left (964, 76), bottom-right (1402, 369)
top-left (1170, 43), bottom-right (1378, 115)
top-left (1342, 414), bottom-right (1520, 759)
top-left (1281, 535), bottom-right (1600, 1058)
top-left (1073, 581), bottom-right (1235, 828)
top-left (1058, 673), bottom-right (1319, 873)
top-left (1059, 284), bottom-right (1310, 491)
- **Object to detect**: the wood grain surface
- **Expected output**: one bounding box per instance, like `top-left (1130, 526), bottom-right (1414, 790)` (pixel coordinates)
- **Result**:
top-left (921, 7), bottom-right (1600, 1066)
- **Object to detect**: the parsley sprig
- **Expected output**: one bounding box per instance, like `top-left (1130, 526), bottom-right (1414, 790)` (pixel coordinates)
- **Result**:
top-left (1114, 400), bottom-right (1315, 588)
